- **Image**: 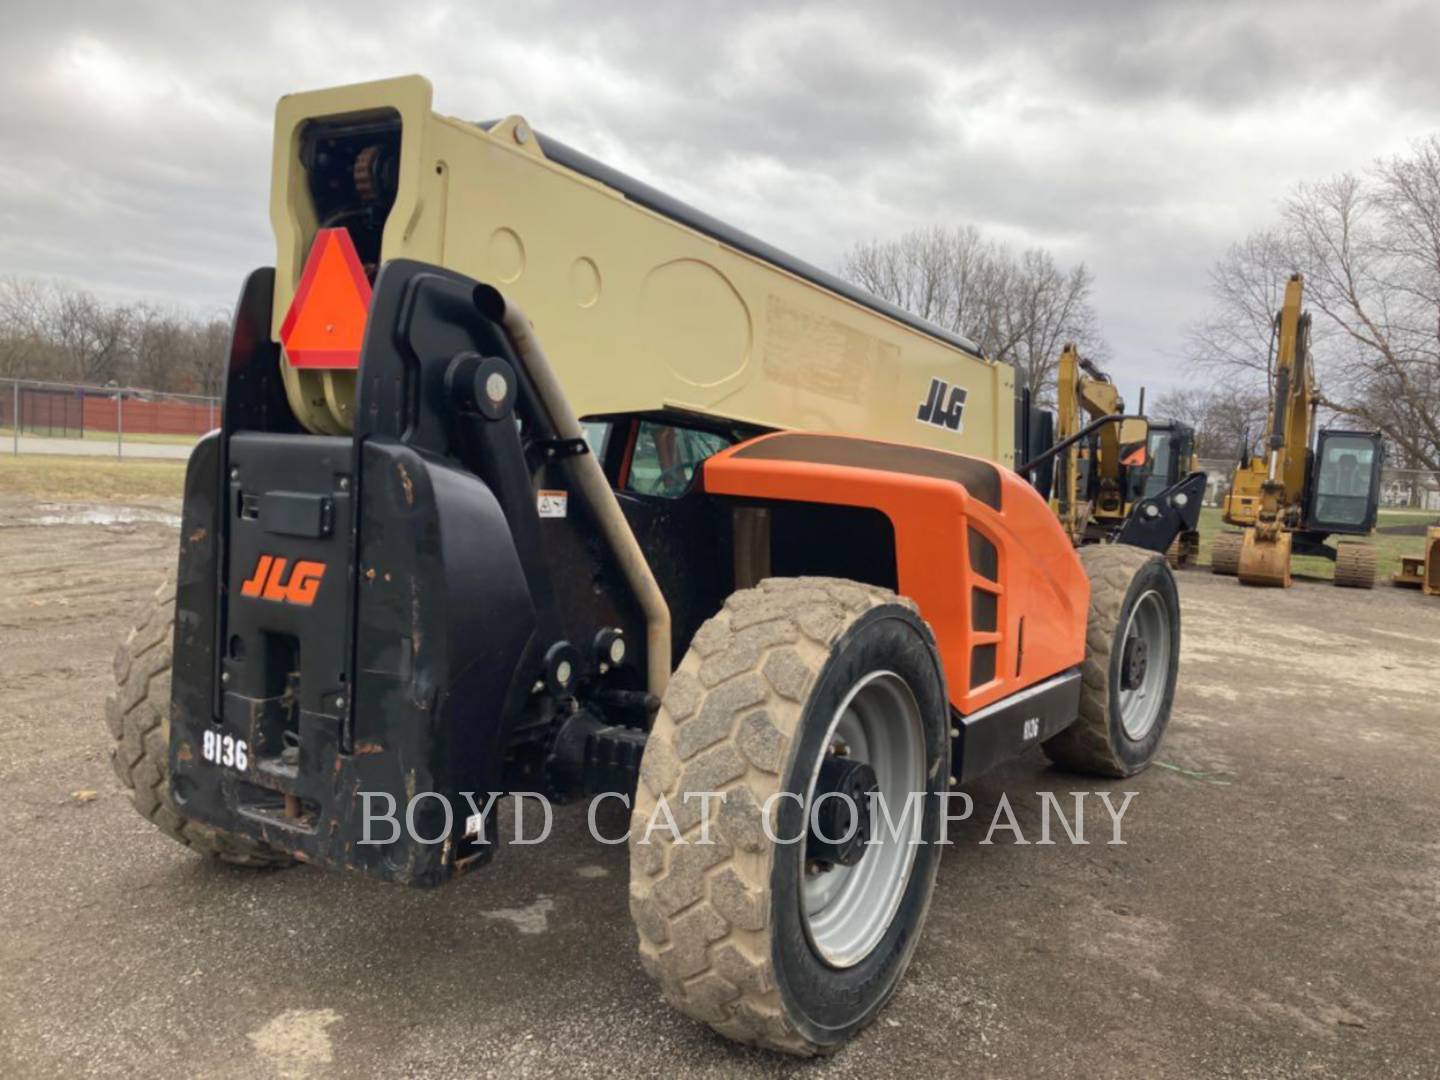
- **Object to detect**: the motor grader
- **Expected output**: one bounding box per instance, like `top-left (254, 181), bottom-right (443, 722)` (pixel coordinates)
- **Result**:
top-left (105, 76), bottom-right (1184, 1055)
top-left (1042, 343), bottom-right (1205, 567)
top-left (1212, 273), bottom-right (1384, 588)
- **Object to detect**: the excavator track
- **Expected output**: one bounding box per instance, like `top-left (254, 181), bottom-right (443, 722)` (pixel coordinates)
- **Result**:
top-left (1334, 541), bottom-right (1377, 589)
top-left (1211, 531), bottom-right (1244, 576)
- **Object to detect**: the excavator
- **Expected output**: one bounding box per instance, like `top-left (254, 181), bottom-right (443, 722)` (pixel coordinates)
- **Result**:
top-left (1212, 273), bottom-right (1384, 588)
top-left (1046, 344), bottom-right (1205, 566)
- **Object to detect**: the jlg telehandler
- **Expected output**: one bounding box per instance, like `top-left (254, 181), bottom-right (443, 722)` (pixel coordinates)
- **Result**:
top-left (105, 76), bottom-right (1184, 1055)
top-left (1212, 273), bottom-right (1384, 588)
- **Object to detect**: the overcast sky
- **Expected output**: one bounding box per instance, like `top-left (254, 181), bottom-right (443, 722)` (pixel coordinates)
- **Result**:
top-left (2, 1), bottom-right (1438, 395)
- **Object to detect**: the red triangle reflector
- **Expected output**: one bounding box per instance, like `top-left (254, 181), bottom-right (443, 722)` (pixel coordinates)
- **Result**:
top-left (280, 228), bottom-right (372, 370)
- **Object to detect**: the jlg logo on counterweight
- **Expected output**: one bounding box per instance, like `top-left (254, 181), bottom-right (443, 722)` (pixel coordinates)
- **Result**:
top-left (240, 555), bottom-right (326, 606)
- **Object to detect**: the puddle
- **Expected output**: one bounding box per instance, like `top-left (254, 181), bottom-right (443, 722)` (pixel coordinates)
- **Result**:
top-left (0, 503), bottom-right (182, 529)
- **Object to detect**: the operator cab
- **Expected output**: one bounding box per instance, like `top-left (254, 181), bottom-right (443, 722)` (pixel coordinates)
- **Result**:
top-left (1132, 422), bottom-right (1195, 503)
top-left (1306, 429), bottom-right (1384, 534)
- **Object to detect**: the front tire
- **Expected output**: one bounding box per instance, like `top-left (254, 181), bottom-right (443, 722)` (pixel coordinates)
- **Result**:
top-left (1042, 544), bottom-right (1180, 778)
top-left (629, 577), bottom-right (950, 1055)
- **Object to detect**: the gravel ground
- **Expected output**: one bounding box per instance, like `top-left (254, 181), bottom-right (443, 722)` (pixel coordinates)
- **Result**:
top-left (1, 490), bottom-right (1437, 1078)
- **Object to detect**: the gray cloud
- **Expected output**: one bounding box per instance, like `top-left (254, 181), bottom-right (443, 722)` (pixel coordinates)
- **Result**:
top-left (1, 0), bottom-right (1438, 393)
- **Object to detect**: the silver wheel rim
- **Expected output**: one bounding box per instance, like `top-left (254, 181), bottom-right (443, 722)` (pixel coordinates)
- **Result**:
top-left (801, 671), bottom-right (925, 969)
top-left (1118, 589), bottom-right (1170, 740)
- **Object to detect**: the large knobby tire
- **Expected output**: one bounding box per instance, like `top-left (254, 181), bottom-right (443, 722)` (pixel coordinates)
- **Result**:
top-left (105, 577), bottom-right (293, 867)
top-left (1211, 531), bottom-right (1243, 576)
top-left (1042, 544), bottom-right (1180, 778)
top-left (629, 578), bottom-right (950, 1055)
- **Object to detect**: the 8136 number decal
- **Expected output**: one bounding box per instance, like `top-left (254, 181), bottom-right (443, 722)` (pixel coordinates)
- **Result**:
top-left (202, 730), bottom-right (248, 771)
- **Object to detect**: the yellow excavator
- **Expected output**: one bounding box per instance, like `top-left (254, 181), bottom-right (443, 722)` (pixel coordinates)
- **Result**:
top-left (1212, 273), bottom-right (1384, 588)
top-left (1046, 344), bottom-right (1205, 566)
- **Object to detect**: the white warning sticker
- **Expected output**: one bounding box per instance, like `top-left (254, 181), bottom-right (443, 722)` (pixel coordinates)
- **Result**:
top-left (537, 490), bottom-right (568, 519)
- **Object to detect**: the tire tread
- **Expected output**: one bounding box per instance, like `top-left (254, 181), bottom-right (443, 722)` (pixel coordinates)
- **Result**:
top-left (630, 577), bottom-right (907, 1056)
top-left (105, 576), bottom-right (293, 868)
top-left (1041, 543), bottom-right (1162, 777)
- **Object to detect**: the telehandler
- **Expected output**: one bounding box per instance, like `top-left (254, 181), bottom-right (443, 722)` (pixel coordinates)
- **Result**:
top-left (1212, 273), bottom-right (1384, 588)
top-left (105, 76), bottom-right (1184, 1055)
top-left (1045, 344), bottom-right (1205, 566)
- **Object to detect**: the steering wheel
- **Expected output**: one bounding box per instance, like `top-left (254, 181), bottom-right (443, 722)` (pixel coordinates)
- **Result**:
top-left (657, 461), bottom-right (691, 495)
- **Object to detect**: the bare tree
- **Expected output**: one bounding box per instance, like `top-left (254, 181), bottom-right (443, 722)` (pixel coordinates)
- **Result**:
top-left (1286, 159), bottom-right (1440, 482)
top-left (45, 286), bottom-right (132, 385)
top-left (1189, 136), bottom-right (1440, 487)
top-left (840, 226), bottom-right (1104, 401)
top-left (129, 306), bottom-right (187, 391)
top-left (172, 317), bottom-right (231, 397)
top-left (995, 249), bottom-right (1101, 400)
top-left (0, 278), bottom-right (49, 379)
top-left (0, 278), bottom-right (231, 397)
top-left (1153, 385), bottom-right (1270, 460)
top-left (1187, 229), bottom-right (1297, 392)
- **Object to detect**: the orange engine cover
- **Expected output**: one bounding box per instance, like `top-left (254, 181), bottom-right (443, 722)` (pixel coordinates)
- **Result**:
top-left (703, 432), bottom-right (1088, 715)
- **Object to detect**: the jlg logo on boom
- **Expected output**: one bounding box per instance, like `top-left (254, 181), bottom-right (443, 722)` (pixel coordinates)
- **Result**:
top-left (916, 376), bottom-right (967, 433)
top-left (240, 555), bottom-right (326, 606)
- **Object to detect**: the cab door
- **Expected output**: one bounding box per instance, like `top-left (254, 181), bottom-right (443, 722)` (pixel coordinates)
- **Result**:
top-left (1306, 430), bottom-right (1384, 534)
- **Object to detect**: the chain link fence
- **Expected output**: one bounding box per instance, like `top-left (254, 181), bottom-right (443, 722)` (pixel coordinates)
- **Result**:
top-left (0, 378), bottom-right (218, 460)
top-left (1197, 456), bottom-right (1440, 511)
top-left (1378, 468), bottom-right (1440, 511)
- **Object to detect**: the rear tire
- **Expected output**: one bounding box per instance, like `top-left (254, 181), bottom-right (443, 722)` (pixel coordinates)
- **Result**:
top-left (1042, 544), bottom-right (1180, 778)
top-left (1211, 531), bottom-right (1243, 576)
top-left (629, 577), bottom-right (949, 1055)
top-left (1333, 541), bottom-right (1376, 589)
top-left (105, 577), bottom-right (294, 868)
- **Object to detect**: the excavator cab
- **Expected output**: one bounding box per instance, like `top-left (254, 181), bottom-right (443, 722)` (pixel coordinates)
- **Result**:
top-left (1306, 429), bottom-right (1384, 533)
top-left (1131, 421), bottom-right (1196, 503)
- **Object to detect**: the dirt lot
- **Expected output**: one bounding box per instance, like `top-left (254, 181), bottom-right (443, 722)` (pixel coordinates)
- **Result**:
top-left (1, 483), bottom-right (1438, 1079)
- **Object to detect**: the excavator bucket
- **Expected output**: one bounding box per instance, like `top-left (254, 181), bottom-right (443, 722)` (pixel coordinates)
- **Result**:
top-left (1411, 526), bottom-right (1440, 596)
top-left (1429, 527), bottom-right (1440, 596)
top-left (1238, 528), bottom-right (1292, 587)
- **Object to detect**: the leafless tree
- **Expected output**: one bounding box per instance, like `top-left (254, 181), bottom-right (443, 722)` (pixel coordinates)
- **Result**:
top-left (1189, 136), bottom-right (1440, 487)
top-left (0, 278), bottom-right (48, 379)
top-left (0, 277), bottom-right (231, 396)
top-left (1186, 229), bottom-right (1298, 392)
top-left (129, 306), bottom-right (187, 392)
top-left (840, 226), bottom-right (1104, 401)
top-left (1152, 385), bottom-right (1270, 460)
top-left (46, 287), bottom-right (132, 385)
top-left (172, 317), bottom-right (231, 397)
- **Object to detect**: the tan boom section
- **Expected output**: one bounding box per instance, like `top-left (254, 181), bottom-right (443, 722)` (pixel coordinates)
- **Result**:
top-left (269, 76), bottom-right (1015, 462)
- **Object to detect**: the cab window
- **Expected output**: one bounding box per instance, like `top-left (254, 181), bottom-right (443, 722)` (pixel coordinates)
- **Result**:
top-left (580, 420), bottom-right (611, 458)
top-left (1316, 437), bottom-right (1375, 497)
top-left (625, 421), bottom-right (731, 498)
top-left (1312, 435), bottom-right (1376, 526)
top-left (1140, 430), bottom-right (1174, 500)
